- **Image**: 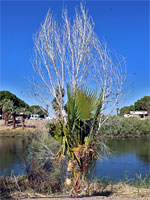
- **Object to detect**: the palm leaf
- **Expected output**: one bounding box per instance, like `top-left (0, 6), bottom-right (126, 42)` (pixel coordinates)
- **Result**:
top-left (67, 84), bottom-right (76, 122)
top-left (89, 89), bottom-right (103, 140)
top-left (75, 88), bottom-right (99, 121)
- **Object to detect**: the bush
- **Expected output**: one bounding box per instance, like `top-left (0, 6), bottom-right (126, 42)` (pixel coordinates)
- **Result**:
top-left (100, 116), bottom-right (150, 137)
top-left (27, 166), bottom-right (62, 194)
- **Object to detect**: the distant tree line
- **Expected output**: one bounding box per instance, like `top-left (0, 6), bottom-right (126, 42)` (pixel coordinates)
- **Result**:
top-left (0, 91), bottom-right (29, 109)
top-left (0, 91), bottom-right (47, 115)
top-left (120, 96), bottom-right (150, 116)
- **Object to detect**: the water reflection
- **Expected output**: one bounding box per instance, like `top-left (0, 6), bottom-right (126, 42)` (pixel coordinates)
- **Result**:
top-left (0, 137), bottom-right (27, 176)
top-left (0, 137), bottom-right (149, 179)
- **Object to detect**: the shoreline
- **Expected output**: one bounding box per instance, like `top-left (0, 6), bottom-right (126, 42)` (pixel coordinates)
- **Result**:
top-left (0, 119), bottom-right (48, 137)
top-left (0, 118), bottom-right (149, 138)
top-left (0, 128), bottom-right (149, 139)
top-left (0, 127), bottom-right (38, 137)
top-left (0, 175), bottom-right (150, 200)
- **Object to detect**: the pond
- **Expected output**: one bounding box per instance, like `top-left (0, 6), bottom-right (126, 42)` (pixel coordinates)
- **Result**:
top-left (0, 137), bottom-right (149, 180)
top-left (93, 138), bottom-right (150, 181)
top-left (0, 137), bottom-right (27, 177)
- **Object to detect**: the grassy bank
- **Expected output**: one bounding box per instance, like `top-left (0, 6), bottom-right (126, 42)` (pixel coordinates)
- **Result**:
top-left (0, 127), bottom-right (38, 137)
top-left (0, 119), bottom-right (48, 137)
top-left (0, 173), bottom-right (150, 200)
top-left (1, 116), bottom-right (149, 138)
top-left (100, 116), bottom-right (150, 137)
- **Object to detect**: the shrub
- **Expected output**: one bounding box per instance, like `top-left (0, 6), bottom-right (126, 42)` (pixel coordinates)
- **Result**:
top-left (100, 116), bottom-right (150, 137)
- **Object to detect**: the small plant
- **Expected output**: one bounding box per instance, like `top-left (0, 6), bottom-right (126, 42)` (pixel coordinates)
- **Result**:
top-left (135, 173), bottom-right (150, 189)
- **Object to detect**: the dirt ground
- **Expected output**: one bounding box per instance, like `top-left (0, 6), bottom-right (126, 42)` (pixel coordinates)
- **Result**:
top-left (19, 193), bottom-right (150, 200)
top-left (21, 197), bottom-right (137, 200)
top-left (0, 118), bottom-right (50, 132)
top-left (13, 183), bottom-right (150, 200)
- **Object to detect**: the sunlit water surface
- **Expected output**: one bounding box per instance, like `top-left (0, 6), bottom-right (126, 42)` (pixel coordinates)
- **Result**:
top-left (93, 138), bottom-right (150, 180)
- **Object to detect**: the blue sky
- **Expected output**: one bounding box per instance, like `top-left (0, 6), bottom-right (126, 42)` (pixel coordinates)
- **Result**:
top-left (0, 0), bottom-right (149, 107)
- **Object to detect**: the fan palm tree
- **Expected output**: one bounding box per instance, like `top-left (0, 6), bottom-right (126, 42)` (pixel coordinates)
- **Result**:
top-left (11, 107), bottom-right (17, 129)
top-left (0, 99), bottom-right (14, 126)
top-left (47, 85), bottom-right (103, 196)
top-left (16, 107), bottom-right (31, 130)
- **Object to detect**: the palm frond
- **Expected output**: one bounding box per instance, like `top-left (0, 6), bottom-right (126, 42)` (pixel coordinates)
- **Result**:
top-left (75, 88), bottom-right (98, 121)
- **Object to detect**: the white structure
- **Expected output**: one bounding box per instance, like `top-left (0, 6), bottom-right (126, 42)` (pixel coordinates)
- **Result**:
top-left (45, 116), bottom-right (52, 120)
top-left (124, 114), bottom-right (132, 118)
top-left (130, 111), bottom-right (148, 118)
top-left (124, 111), bottom-right (148, 119)
top-left (30, 114), bottom-right (40, 120)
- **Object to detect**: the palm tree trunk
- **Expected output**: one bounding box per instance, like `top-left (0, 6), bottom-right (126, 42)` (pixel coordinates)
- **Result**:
top-left (3, 112), bottom-right (6, 125)
top-left (6, 113), bottom-right (9, 126)
top-left (22, 114), bottom-right (25, 130)
top-left (2, 112), bottom-right (4, 120)
top-left (12, 113), bottom-right (16, 129)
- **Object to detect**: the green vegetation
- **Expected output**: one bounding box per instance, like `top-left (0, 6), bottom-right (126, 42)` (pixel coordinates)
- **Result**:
top-left (120, 105), bottom-right (135, 116)
top-left (0, 91), bottom-right (47, 130)
top-left (29, 105), bottom-right (47, 116)
top-left (0, 90), bottom-right (46, 115)
top-left (48, 86), bottom-right (102, 150)
top-left (0, 96), bottom-right (31, 130)
top-left (46, 85), bottom-right (105, 195)
top-left (0, 91), bottom-right (29, 110)
top-left (0, 128), bottom-right (38, 137)
top-left (135, 96), bottom-right (150, 112)
top-left (120, 96), bottom-right (150, 116)
top-left (100, 116), bottom-right (150, 137)
top-left (0, 99), bottom-right (15, 126)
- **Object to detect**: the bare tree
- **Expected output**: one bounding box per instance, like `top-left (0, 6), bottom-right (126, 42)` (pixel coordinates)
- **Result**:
top-left (92, 39), bottom-right (126, 134)
top-left (31, 3), bottom-right (126, 128)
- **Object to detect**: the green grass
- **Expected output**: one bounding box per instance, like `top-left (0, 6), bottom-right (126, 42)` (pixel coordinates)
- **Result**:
top-left (0, 127), bottom-right (38, 137)
top-left (93, 172), bottom-right (150, 189)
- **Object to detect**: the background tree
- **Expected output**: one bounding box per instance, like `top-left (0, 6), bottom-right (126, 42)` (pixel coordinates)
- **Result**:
top-left (0, 99), bottom-right (14, 126)
top-left (135, 96), bottom-right (150, 113)
top-left (29, 105), bottom-right (47, 116)
top-left (11, 106), bottom-right (17, 129)
top-left (0, 90), bottom-right (30, 128)
top-left (0, 91), bottom-right (29, 109)
top-left (16, 107), bottom-right (31, 130)
top-left (30, 3), bottom-right (126, 126)
top-left (119, 96), bottom-right (150, 116)
top-left (120, 105), bottom-right (135, 116)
